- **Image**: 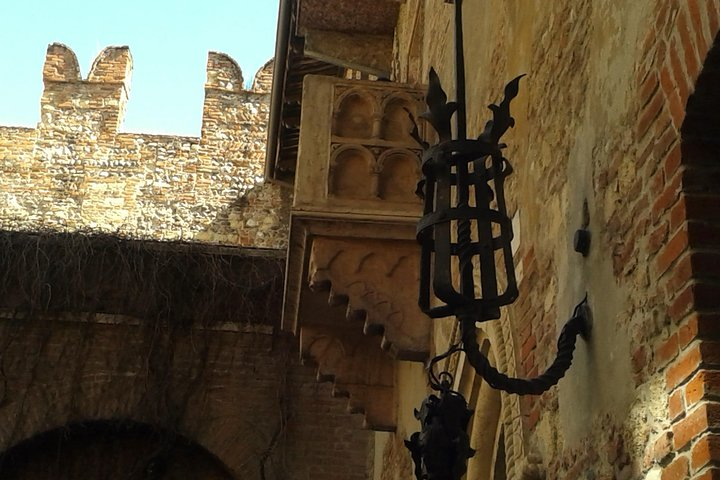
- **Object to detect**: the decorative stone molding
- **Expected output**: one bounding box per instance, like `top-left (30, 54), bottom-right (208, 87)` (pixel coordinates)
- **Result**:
top-left (282, 76), bottom-right (429, 431)
top-left (308, 237), bottom-right (428, 359)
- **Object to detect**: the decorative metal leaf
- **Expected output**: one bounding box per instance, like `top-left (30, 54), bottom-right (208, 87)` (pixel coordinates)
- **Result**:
top-left (420, 68), bottom-right (457, 143)
top-left (404, 107), bottom-right (429, 149)
top-left (487, 74), bottom-right (525, 144)
top-left (415, 179), bottom-right (426, 200)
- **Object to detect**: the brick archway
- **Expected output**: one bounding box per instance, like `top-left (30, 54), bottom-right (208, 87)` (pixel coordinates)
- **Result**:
top-left (0, 420), bottom-right (235, 479)
top-left (657, 30), bottom-right (720, 479)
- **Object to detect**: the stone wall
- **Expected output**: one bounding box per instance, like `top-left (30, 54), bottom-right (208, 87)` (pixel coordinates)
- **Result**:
top-left (383, 1), bottom-right (720, 480)
top-left (0, 43), bottom-right (289, 249)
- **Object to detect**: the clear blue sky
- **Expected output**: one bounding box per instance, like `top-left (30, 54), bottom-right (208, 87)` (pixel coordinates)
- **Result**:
top-left (0, 0), bottom-right (279, 136)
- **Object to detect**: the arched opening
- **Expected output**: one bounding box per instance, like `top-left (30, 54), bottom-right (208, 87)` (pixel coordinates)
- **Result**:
top-left (679, 32), bottom-right (720, 314)
top-left (380, 96), bottom-right (416, 142)
top-left (331, 147), bottom-right (374, 199)
top-left (333, 92), bottom-right (375, 139)
top-left (0, 420), bottom-right (234, 479)
top-left (378, 150), bottom-right (420, 202)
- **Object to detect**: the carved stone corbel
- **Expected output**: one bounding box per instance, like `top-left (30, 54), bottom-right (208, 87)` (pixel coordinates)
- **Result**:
top-left (300, 325), bottom-right (395, 431)
top-left (308, 237), bottom-right (429, 361)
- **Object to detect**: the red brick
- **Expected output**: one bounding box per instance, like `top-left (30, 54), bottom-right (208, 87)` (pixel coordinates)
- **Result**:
top-left (686, 370), bottom-right (720, 406)
top-left (692, 433), bottom-right (720, 472)
top-left (669, 388), bottom-right (687, 422)
top-left (667, 343), bottom-right (703, 389)
top-left (527, 406), bottom-right (541, 431)
top-left (651, 167), bottom-right (667, 198)
top-left (670, 195), bottom-right (688, 232)
top-left (687, 0), bottom-right (710, 56)
top-left (519, 320), bottom-right (533, 347)
top-left (637, 90), bottom-right (666, 139)
top-left (662, 454), bottom-right (689, 480)
top-left (669, 41), bottom-right (691, 102)
top-left (686, 313), bottom-right (720, 343)
top-left (655, 124), bottom-right (680, 161)
top-left (640, 71), bottom-right (660, 107)
top-left (677, 10), bottom-right (701, 80)
top-left (522, 352), bottom-right (535, 376)
top-left (679, 316), bottom-right (700, 349)
top-left (652, 169), bottom-right (684, 223)
top-left (665, 251), bottom-right (694, 297)
top-left (668, 285), bottom-right (695, 323)
top-left (667, 90), bottom-right (686, 130)
top-left (653, 430), bottom-right (676, 464)
top-left (657, 333), bottom-right (682, 370)
top-left (638, 136), bottom-right (659, 176)
top-left (656, 2), bottom-right (672, 34)
top-left (660, 64), bottom-right (676, 96)
top-left (665, 143), bottom-right (682, 180)
top-left (521, 332), bottom-right (537, 360)
top-left (649, 220), bottom-right (670, 255)
top-left (656, 226), bottom-right (690, 277)
top-left (673, 402), bottom-right (720, 450)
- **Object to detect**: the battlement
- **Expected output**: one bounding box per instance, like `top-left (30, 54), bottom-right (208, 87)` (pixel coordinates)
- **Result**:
top-left (38, 44), bottom-right (274, 137)
top-left (0, 44), bottom-right (287, 249)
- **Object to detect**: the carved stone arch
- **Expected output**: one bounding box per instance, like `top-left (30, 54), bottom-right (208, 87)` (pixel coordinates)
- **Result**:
top-left (380, 92), bottom-right (420, 142)
top-left (0, 419), bottom-right (234, 479)
top-left (453, 329), bottom-right (507, 480)
top-left (377, 147), bottom-right (422, 202)
top-left (333, 88), bottom-right (379, 139)
top-left (329, 144), bottom-right (377, 199)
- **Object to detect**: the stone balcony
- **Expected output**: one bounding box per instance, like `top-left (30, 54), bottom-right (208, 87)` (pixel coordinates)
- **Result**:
top-left (282, 76), bottom-right (429, 431)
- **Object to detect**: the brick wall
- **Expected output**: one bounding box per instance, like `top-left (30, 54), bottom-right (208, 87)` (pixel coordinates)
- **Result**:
top-left (0, 318), bottom-right (371, 480)
top-left (0, 43), bottom-right (289, 249)
top-left (637, 2), bottom-right (720, 478)
top-left (384, 1), bottom-right (720, 479)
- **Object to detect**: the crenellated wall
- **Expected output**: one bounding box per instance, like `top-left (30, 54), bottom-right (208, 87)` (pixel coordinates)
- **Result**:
top-left (0, 44), bottom-right (289, 249)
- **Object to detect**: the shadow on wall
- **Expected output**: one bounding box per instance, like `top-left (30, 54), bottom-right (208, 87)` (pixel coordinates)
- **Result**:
top-left (0, 420), bottom-right (235, 480)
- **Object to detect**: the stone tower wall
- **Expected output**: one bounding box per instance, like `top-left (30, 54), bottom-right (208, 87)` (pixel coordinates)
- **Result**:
top-left (0, 43), bottom-right (289, 249)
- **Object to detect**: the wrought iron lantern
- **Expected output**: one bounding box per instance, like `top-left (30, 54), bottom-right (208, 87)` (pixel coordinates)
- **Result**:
top-left (406, 0), bottom-right (591, 478)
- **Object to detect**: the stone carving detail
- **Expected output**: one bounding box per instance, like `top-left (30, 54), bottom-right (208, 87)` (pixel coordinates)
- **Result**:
top-left (300, 325), bottom-right (396, 431)
top-left (329, 86), bottom-right (424, 202)
top-left (307, 237), bottom-right (429, 361)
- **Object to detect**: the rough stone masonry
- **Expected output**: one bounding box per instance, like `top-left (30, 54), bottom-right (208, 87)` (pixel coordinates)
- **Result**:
top-left (0, 43), bottom-right (290, 248)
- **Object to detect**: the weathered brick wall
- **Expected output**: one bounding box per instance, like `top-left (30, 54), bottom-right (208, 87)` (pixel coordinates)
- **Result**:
top-left (386, 1), bottom-right (720, 480)
top-left (0, 43), bottom-right (289, 249)
top-left (0, 317), bottom-right (371, 480)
